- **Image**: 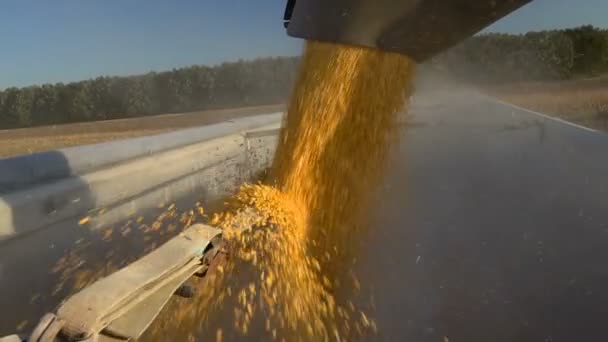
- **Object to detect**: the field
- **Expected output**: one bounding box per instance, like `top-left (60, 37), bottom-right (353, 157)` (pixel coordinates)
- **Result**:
top-left (487, 77), bottom-right (608, 131)
top-left (0, 104), bottom-right (284, 158)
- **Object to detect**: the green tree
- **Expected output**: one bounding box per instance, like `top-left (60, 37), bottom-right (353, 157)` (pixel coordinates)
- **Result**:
top-left (565, 26), bottom-right (608, 75)
top-left (0, 55), bottom-right (301, 128)
top-left (1, 87), bottom-right (33, 127)
top-left (124, 77), bottom-right (154, 116)
top-left (31, 84), bottom-right (61, 125)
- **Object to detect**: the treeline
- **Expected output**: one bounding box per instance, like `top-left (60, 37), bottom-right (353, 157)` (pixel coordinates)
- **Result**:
top-left (432, 25), bottom-right (608, 83)
top-left (0, 57), bottom-right (299, 129)
top-left (2, 26), bottom-right (607, 129)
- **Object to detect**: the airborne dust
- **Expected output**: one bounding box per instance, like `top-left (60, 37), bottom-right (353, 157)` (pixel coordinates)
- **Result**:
top-left (147, 41), bottom-right (415, 341)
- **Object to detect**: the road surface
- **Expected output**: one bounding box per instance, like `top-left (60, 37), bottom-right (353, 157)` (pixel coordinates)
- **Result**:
top-left (358, 90), bottom-right (608, 341)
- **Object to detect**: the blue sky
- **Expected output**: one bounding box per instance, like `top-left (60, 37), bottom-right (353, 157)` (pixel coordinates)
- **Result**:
top-left (0, 0), bottom-right (606, 89)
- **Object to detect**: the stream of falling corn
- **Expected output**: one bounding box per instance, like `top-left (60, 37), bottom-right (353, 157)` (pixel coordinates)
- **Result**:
top-left (213, 41), bottom-right (415, 340)
top-left (145, 41), bottom-right (415, 341)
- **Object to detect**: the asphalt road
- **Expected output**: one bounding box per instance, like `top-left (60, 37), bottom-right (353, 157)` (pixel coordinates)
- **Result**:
top-left (357, 90), bottom-right (608, 341)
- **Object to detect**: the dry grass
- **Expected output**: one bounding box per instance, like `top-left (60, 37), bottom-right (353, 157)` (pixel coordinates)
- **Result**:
top-left (488, 77), bottom-right (608, 131)
top-left (0, 104), bottom-right (284, 158)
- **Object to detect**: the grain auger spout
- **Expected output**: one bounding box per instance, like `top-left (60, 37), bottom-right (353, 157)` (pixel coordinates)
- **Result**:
top-left (284, 0), bottom-right (531, 61)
